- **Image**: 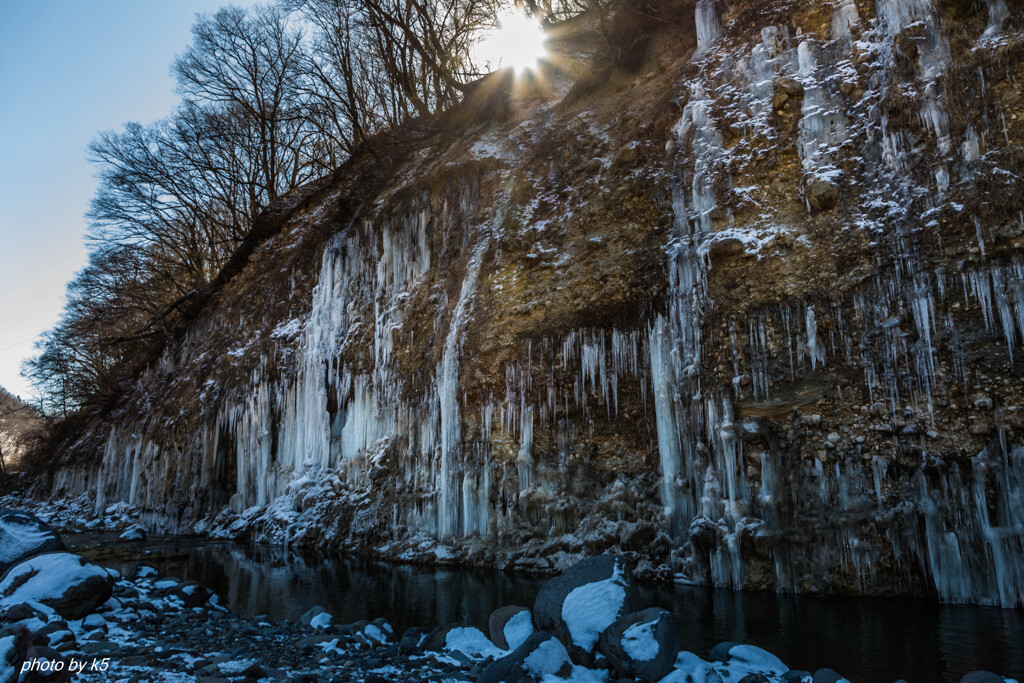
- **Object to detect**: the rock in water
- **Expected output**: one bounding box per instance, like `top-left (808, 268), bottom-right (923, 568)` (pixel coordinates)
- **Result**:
top-left (812, 669), bottom-right (850, 683)
top-left (0, 510), bottom-right (65, 576)
top-left (0, 553), bottom-right (115, 620)
top-left (533, 554), bottom-right (639, 655)
top-left (489, 605), bottom-right (533, 650)
top-left (599, 608), bottom-right (678, 681)
top-left (117, 525), bottom-right (146, 542)
top-left (477, 632), bottom-right (574, 683)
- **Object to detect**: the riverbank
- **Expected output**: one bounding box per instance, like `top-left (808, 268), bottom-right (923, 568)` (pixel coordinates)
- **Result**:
top-left (3, 495), bottom-right (1023, 683)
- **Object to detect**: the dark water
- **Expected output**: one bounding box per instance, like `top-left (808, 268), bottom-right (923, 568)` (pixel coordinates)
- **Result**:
top-left (71, 535), bottom-right (1024, 683)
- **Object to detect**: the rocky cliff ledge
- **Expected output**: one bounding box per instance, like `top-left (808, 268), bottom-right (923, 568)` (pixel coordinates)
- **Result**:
top-left (49, 0), bottom-right (1024, 606)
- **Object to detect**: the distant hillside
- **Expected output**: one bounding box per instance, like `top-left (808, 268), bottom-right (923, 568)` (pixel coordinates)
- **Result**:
top-left (0, 386), bottom-right (42, 473)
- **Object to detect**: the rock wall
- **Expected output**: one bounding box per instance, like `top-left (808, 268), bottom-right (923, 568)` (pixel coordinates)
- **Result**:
top-left (55, 0), bottom-right (1024, 606)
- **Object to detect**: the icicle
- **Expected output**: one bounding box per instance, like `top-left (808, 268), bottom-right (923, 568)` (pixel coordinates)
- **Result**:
top-left (806, 306), bottom-right (825, 369)
top-left (694, 0), bottom-right (722, 55)
top-left (437, 235), bottom-right (489, 537)
top-left (831, 0), bottom-right (860, 40)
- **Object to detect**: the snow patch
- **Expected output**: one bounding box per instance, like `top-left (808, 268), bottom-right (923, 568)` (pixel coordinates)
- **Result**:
top-left (504, 609), bottom-right (535, 650)
top-left (444, 627), bottom-right (504, 659)
top-left (561, 564), bottom-right (627, 652)
top-left (622, 619), bottom-right (659, 661)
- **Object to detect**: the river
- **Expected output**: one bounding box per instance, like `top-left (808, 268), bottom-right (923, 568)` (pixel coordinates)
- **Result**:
top-left (68, 534), bottom-right (1024, 682)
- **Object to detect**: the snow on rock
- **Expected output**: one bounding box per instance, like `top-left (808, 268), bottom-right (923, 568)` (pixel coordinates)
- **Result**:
top-left (0, 553), bottom-right (115, 620)
top-left (660, 652), bottom-right (725, 682)
top-left (534, 554), bottom-right (639, 655)
top-left (309, 611), bottom-right (332, 629)
top-left (504, 610), bottom-right (535, 651)
top-left (0, 635), bottom-right (18, 683)
top-left (443, 626), bottom-right (505, 659)
top-left (600, 608), bottom-right (678, 681)
top-left (0, 509), bottom-right (65, 575)
top-left (489, 605), bottom-right (533, 650)
top-left (117, 524), bottom-right (146, 541)
top-left (478, 632), bottom-right (574, 683)
top-left (299, 605), bottom-right (330, 628)
top-left (727, 644), bottom-right (787, 674)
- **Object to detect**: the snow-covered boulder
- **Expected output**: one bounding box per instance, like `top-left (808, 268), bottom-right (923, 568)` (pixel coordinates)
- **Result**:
top-left (489, 605), bottom-right (533, 650)
top-left (0, 553), bottom-right (115, 620)
top-left (709, 642), bottom-right (787, 677)
top-left (533, 554), bottom-right (640, 656)
top-left (478, 632), bottom-right (574, 683)
top-left (440, 626), bottom-right (504, 660)
top-left (599, 607), bottom-right (678, 681)
top-left (422, 623), bottom-right (501, 659)
top-left (0, 510), bottom-right (65, 576)
top-left (659, 651), bottom-right (724, 683)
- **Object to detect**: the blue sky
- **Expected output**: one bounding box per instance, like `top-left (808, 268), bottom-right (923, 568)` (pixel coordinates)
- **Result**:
top-left (0, 0), bottom-right (259, 402)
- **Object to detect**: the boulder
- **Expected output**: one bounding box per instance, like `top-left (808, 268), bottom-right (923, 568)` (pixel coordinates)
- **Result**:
top-left (399, 627), bottom-right (428, 654)
top-left (0, 553), bottom-right (115, 620)
top-left (599, 608), bottom-right (677, 681)
top-left (421, 623), bottom-right (460, 651)
top-left (0, 510), bottom-right (65, 576)
top-left (299, 605), bottom-right (331, 628)
top-left (960, 674), bottom-right (1007, 683)
top-left (1, 603), bottom-right (43, 624)
top-left (438, 626), bottom-right (503, 660)
top-left (533, 554), bottom-right (639, 655)
top-left (812, 669), bottom-right (850, 683)
top-left (659, 652), bottom-right (724, 683)
top-left (478, 632), bottom-right (574, 683)
top-left (117, 525), bottom-right (146, 542)
top-left (489, 606), bottom-right (533, 650)
top-left (170, 582), bottom-right (214, 609)
top-left (781, 671), bottom-right (812, 683)
top-left (709, 642), bottom-right (787, 676)
top-left (709, 641), bottom-right (743, 662)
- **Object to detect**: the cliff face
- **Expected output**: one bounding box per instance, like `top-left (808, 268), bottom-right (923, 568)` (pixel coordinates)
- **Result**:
top-left (54, 0), bottom-right (1024, 606)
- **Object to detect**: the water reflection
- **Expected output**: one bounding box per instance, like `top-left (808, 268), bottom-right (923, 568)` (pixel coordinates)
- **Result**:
top-left (75, 536), bottom-right (1023, 683)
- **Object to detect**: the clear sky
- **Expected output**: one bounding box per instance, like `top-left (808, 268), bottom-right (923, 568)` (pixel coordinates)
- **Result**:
top-left (0, 0), bottom-right (260, 403)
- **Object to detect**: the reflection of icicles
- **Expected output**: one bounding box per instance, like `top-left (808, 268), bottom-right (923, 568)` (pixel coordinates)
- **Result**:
top-left (694, 0), bottom-right (722, 55)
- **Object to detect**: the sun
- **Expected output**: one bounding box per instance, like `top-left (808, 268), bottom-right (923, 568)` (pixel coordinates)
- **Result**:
top-left (476, 9), bottom-right (548, 74)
